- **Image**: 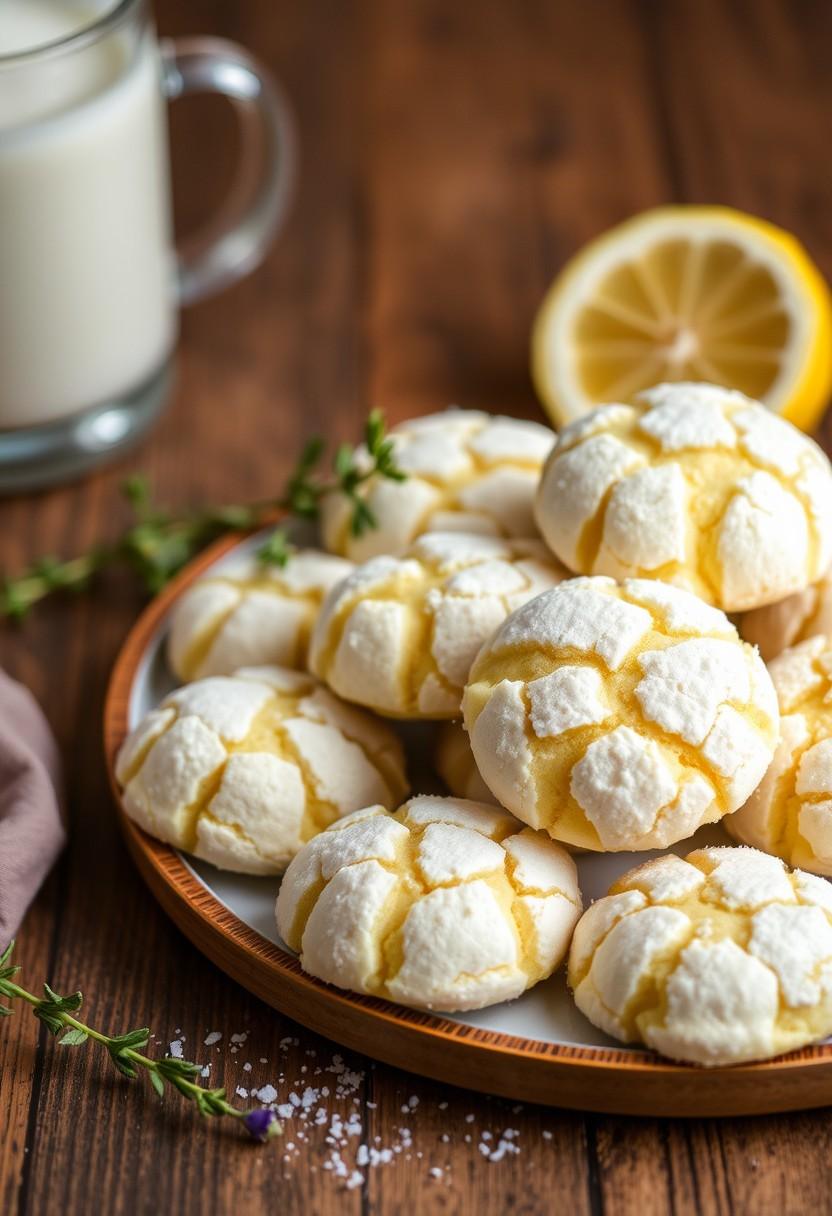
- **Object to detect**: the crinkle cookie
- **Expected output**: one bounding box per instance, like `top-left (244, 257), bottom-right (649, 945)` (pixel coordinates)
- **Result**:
top-left (276, 796), bottom-right (582, 1011)
top-left (168, 549), bottom-right (353, 681)
top-left (435, 721), bottom-right (495, 803)
top-left (740, 567), bottom-right (832, 662)
top-left (320, 409), bottom-right (555, 561)
top-left (569, 846), bottom-right (832, 1066)
top-left (728, 636), bottom-right (832, 875)
top-left (534, 382), bottom-right (832, 612)
top-left (115, 666), bottom-right (407, 874)
top-left (309, 532), bottom-right (567, 719)
top-left (462, 576), bottom-right (778, 851)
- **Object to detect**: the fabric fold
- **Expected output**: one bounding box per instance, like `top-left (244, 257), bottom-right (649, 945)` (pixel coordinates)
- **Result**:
top-left (0, 670), bottom-right (65, 945)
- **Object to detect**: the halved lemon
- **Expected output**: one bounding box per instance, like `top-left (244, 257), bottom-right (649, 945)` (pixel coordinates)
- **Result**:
top-left (532, 206), bottom-right (832, 432)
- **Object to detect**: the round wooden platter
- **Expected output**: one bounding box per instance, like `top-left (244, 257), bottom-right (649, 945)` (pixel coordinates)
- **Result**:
top-left (104, 533), bottom-right (832, 1119)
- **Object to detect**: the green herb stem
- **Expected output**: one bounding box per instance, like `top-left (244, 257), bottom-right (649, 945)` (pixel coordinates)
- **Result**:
top-left (1, 409), bottom-right (406, 622)
top-left (0, 942), bottom-right (277, 1135)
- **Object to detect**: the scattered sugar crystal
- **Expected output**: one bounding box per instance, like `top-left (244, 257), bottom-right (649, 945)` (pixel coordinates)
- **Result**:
top-left (236, 1086), bottom-right (249, 1099)
top-left (230, 1032), bottom-right (248, 1045)
top-left (243, 1062), bottom-right (252, 1073)
top-left (168, 1040), bottom-right (184, 1059)
top-left (204, 1032), bottom-right (222, 1047)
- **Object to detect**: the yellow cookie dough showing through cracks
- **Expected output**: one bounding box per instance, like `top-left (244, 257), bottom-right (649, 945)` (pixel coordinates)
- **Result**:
top-left (320, 409), bottom-right (555, 561)
top-left (534, 382), bottom-right (832, 612)
top-left (729, 636), bottom-right (832, 876)
top-left (310, 532), bottom-right (568, 719)
top-left (276, 796), bottom-right (582, 1012)
top-left (115, 666), bottom-right (408, 874)
top-left (462, 576), bottom-right (779, 851)
top-left (167, 549), bottom-right (353, 681)
top-left (569, 846), bottom-right (832, 1066)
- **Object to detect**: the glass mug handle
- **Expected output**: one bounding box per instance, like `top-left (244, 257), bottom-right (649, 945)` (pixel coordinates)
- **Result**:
top-left (160, 37), bottom-right (296, 305)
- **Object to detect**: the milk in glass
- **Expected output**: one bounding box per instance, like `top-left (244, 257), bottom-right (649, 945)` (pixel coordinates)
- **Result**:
top-left (0, 1), bottom-right (176, 428)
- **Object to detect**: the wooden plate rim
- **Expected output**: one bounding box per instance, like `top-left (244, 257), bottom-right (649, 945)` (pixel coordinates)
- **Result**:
top-left (103, 532), bottom-right (832, 1116)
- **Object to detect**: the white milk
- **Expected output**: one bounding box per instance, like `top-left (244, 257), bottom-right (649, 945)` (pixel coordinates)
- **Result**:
top-left (0, 1), bottom-right (176, 428)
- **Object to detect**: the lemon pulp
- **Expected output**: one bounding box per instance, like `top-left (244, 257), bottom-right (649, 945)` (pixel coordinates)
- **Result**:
top-left (533, 206), bottom-right (832, 432)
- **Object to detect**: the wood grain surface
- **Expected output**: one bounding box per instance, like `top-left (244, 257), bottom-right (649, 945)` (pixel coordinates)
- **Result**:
top-left (3, 1), bottom-right (832, 1213)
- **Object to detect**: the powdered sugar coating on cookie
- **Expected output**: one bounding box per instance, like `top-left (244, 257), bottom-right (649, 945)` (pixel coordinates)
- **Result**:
top-left (168, 549), bottom-right (353, 681)
top-left (569, 846), bottom-right (832, 1066)
top-left (276, 797), bottom-right (581, 1012)
top-left (115, 667), bottom-right (407, 874)
top-left (310, 532), bottom-right (568, 719)
top-left (320, 410), bottom-right (555, 561)
top-left (728, 636), bottom-right (832, 876)
top-left (462, 576), bottom-right (778, 851)
top-left (535, 383), bottom-right (832, 611)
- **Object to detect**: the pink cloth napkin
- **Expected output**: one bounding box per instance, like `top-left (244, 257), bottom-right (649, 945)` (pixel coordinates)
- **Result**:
top-left (0, 670), bottom-right (65, 945)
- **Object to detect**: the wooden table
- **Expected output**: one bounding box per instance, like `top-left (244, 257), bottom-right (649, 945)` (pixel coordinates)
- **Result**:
top-left (4, 1), bottom-right (832, 1211)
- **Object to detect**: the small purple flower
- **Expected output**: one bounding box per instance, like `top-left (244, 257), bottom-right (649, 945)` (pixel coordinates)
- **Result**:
top-left (244, 1107), bottom-right (281, 1142)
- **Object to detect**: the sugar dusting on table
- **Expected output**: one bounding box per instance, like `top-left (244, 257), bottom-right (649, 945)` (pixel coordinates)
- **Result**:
top-left (159, 1023), bottom-right (559, 1189)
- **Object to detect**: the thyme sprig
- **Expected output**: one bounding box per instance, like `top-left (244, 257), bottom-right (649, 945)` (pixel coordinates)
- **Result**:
top-left (0, 410), bottom-right (404, 621)
top-left (0, 940), bottom-right (280, 1140)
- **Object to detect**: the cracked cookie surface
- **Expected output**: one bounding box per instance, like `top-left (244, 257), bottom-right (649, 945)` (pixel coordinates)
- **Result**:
top-left (534, 382), bottom-right (832, 612)
top-left (728, 636), bottom-right (832, 875)
top-left (569, 845), bottom-right (832, 1065)
top-left (462, 576), bottom-right (779, 851)
top-left (115, 666), bottom-right (407, 874)
top-left (168, 549), bottom-right (353, 681)
top-left (320, 409), bottom-right (555, 561)
top-left (310, 532), bottom-right (567, 719)
top-left (276, 796), bottom-right (582, 1012)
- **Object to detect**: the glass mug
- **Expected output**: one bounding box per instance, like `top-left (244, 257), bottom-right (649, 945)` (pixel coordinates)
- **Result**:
top-left (0, 0), bottom-right (294, 490)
